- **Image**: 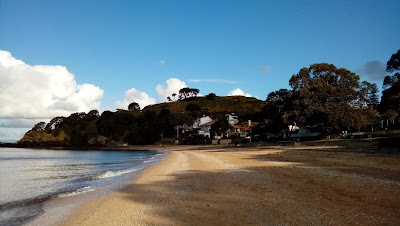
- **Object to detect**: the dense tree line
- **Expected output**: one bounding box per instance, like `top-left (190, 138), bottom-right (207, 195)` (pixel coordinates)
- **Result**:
top-left (256, 49), bottom-right (400, 139)
top-left (380, 49), bottom-right (400, 122)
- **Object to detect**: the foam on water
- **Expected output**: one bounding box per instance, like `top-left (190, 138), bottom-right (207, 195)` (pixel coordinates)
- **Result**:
top-left (94, 168), bottom-right (141, 179)
top-left (0, 148), bottom-right (164, 226)
top-left (57, 186), bottom-right (96, 198)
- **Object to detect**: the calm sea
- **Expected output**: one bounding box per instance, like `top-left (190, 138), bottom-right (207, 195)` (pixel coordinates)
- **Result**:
top-left (0, 148), bottom-right (164, 226)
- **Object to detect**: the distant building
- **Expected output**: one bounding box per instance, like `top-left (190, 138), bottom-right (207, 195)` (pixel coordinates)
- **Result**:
top-left (225, 113), bottom-right (239, 126)
top-left (189, 115), bottom-right (217, 138)
top-left (288, 124), bottom-right (319, 139)
top-left (197, 119), bottom-right (217, 138)
top-left (193, 115), bottom-right (212, 129)
top-left (226, 120), bottom-right (258, 138)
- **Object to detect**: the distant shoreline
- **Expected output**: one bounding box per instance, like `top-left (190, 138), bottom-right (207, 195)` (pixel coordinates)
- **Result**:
top-left (0, 142), bottom-right (163, 151)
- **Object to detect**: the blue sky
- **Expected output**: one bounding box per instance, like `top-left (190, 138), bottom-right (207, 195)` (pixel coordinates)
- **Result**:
top-left (0, 0), bottom-right (399, 141)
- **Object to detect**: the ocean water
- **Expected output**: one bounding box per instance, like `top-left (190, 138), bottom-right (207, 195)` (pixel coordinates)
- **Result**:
top-left (0, 148), bottom-right (164, 226)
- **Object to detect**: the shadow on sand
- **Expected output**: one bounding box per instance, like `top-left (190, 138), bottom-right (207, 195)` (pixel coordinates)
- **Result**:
top-left (115, 145), bottom-right (400, 225)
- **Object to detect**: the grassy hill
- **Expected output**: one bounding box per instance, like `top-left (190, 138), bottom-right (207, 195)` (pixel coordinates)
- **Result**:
top-left (19, 96), bottom-right (266, 146)
top-left (143, 96), bottom-right (265, 114)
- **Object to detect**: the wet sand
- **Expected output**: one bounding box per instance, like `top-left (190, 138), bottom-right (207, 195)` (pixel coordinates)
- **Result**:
top-left (62, 144), bottom-right (400, 225)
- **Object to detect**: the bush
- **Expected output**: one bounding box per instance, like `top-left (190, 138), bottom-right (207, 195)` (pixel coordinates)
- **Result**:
top-left (186, 103), bottom-right (201, 112)
top-left (206, 93), bottom-right (216, 100)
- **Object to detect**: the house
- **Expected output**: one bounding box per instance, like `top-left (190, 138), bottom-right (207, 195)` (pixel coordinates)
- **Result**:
top-left (225, 113), bottom-right (239, 126)
top-left (197, 119), bottom-right (217, 138)
top-left (240, 127), bottom-right (251, 138)
top-left (288, 124), bottom-right (319, 140)
top-left (182, 115), bottom-right (217, 138)
top-left (226, 120), bottom-right (258, 138)
top-left (193, 115), bottom-right (212, 129)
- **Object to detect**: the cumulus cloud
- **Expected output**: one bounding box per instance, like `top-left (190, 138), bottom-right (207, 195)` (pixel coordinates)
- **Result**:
top-left (227, 88), bottom-right (252, 97)
top-left (115, 88), bottom-right (156, 110)
top-left (0, 50), bottom-right (104, 120)
top-left (156, 78), bottom-right (187, 101)
top-left (260, 65), bottom-right (272, 73)
top-left (359, 61), bottom-right (386, 81)
top-left (188, 79), bottom-right (239, 84)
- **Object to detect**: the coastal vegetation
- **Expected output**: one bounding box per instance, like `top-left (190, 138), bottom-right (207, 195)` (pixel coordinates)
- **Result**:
top-left (19, 50), bottom-right (400, 147)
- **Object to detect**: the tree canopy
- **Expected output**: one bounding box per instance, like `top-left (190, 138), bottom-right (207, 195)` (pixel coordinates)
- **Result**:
top-left (380, 49), bottom-right (400, 120)
top-left (287, 63), bottom-right (376, 133)
top-left (128, 102), bottom-right (140, 111)
top-left (386, 49), bottom-right (400, 73)
top-left (178, 87), bottom-right (200, 100)
top-left (261, 89), bottom-right (295, 136)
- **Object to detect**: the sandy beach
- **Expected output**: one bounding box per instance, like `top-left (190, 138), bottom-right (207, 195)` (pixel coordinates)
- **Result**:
top-left (61, 143), bottom-right (400, 225)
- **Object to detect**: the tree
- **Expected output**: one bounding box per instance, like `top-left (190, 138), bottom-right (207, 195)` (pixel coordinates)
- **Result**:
top-left (88, 110), bottom-right (100, 117)
top-left (45, 117), bottom-right (66, 130)
top-left (178, 87), bottom-right (200, 100)
top-left (386, 49), bottom-right (400, 73)
top-left (262, 89), bottom-right (295, 137)
top-left (379, 49), bottom-right (400, 122)
top-left (360, 81), bottom-right (379, 110)
top-left (26, 122), bottom-right (46, 134)
top-left (288, 63), bottom-right (376, 133)
top-left (206, 93), bottom-right (217, 100)
top-left (128, 102), bottom-right (140, 111)
top-left (367, 83), bottom-right (379, 110)
top-left (210, 117), bottom-right (229, 137)
top-left (86, 110), bottom-right (100, 121)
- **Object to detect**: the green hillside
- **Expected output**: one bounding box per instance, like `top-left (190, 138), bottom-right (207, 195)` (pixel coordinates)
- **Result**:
top-left (143, 96), bottom-right (265, 114)
top-left (19, 96), bottom-right (265, 146)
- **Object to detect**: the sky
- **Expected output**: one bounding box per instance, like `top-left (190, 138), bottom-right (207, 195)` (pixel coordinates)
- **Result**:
top-left (0, 0), bottom-right (399, 142)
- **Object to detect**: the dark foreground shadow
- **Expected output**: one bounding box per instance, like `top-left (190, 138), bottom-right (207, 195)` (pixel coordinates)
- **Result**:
top-left (116, 147), bottom-right (400, 225)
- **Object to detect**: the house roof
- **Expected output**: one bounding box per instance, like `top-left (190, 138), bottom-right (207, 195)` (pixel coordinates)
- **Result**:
top-left (231, 125), bottom-right (251, 130)
top-left (202, 119), bottom-right (217, 126)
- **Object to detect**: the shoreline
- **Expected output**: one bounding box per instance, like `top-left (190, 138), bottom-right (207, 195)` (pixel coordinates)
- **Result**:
top-left (60, 144), bottom-right (400, 225)
top-left (24, 146), bottom-right (167, 226)
top-left (26, 149), bottom-right (166, 226)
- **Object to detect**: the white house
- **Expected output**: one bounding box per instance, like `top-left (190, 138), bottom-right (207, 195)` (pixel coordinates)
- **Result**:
top-left (193, 116), bottom-right (212, 129)
top-left (197, 119), bottom-right (217, 137)
top-left (225, 113), bottom-right (239, 126)
top-left (193, 115), bottom-right (216, 138)
top-left (288, 124), bottom-right (319, 139)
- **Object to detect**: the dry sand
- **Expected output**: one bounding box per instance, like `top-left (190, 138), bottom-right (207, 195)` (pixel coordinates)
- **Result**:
top-left (62, 143), bottom-right (400, 225)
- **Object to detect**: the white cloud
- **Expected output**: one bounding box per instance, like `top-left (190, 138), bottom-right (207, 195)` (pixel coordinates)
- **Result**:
top-left (155, 78), bottom-right (187, 102)
top-left (115, 88), bottom-right (156, 110)
top-left (115, 78), bottom-right (186, 110)
top-left (227, 88), bottom-right (252, 97)
top-left (188, 79), bottom-right (239, 84)
top-left (0, 50), bottom-right (104, 120)
top-left (159, 60), bottom-right (166, 65)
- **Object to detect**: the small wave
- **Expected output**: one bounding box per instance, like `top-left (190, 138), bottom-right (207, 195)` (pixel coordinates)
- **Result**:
top-left (93, 168), bottom-right (140, 180)
top-left (57, 186), bottom-right (96, 198)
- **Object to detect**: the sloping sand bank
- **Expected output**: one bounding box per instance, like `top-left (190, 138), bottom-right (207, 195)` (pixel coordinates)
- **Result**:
top-left (63, 144), bottom-right (400, 225)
